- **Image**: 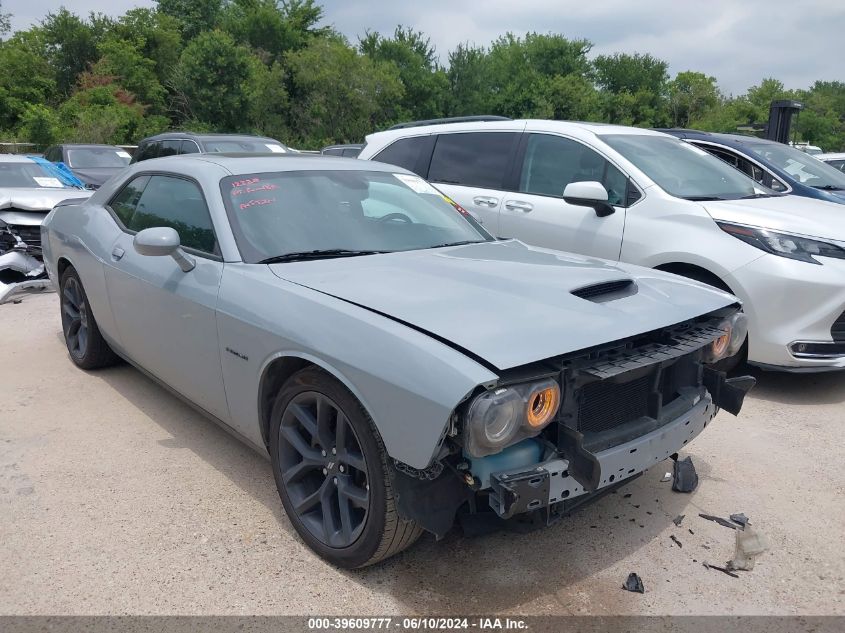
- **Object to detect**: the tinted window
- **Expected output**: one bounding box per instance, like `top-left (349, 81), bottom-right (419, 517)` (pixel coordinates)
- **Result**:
top-left (322, 147), bottom-right (344, 157)
top-left (341, 148), bottom-right (361, 157)
top-left (699, 145), bottom-right (765, 184)
top-left (428, 133), bottom-right (516, 188)
top-left (372, 136), bottom-right (434, 174)
top-left (828, 160), bottom-right (845, 173)
top-left (203, 139), bottom-right (286, 153)
top-left (109, 175), bottom-right (151, 225)
top-left (135, 142), bottom-right (159, 162)
top-left (180, 140), bottom-right (200, 154)
top-left (130, 176), bottom-right (216, 253)
top-left (158, 140), bottom-right (181, 157)
top-left (519, 134), bottom-right (629, 205)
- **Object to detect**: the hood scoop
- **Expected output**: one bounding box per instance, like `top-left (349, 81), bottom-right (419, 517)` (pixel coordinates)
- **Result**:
top-left (571, 279), bottom-right (637, 303)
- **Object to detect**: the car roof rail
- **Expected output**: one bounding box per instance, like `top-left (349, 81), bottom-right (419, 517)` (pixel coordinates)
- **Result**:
top-left (387, 115), bottom-right (512, 131)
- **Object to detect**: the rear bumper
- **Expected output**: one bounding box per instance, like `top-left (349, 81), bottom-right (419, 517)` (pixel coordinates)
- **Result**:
top-left (489, 392), bottom-right (717, 518)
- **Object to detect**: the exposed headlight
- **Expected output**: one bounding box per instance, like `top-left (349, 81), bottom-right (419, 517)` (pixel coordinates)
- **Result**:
top-left (718, 222), bottom-right (845, 265)
top-left (702, 311), bottom-right (748, 363)
top-left (463, 379), bottom-right (560, 457)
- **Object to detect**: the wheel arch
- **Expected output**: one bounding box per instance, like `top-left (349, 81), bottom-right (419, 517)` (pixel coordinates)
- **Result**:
top-left (257, 352), bottom-right (379, 450)
top-left (654, 262), bottom-right (735, 294)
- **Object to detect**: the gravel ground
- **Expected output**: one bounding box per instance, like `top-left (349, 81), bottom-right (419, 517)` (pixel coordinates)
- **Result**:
top-left (1, 291), bottom-right (844, 615)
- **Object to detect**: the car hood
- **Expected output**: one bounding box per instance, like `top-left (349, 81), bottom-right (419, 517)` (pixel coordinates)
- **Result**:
top-left (71, 167), bottom-right (124, 187)
top-left (270, 240), bottom-right (736, 371)
top-left (0, 188), bottom-right (91, 214)
top-left (700, 195), bottom-right (845, 241)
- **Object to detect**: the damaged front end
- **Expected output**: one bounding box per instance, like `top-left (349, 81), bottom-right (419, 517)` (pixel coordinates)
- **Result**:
top-left (391, 307), bottom-right (756, 538)
top-left (0, 213), bottom-right (50, 304)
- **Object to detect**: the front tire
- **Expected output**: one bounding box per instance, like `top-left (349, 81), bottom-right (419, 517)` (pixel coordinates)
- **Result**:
top-left (269, 366), bottom-right (422, 568)
top-left (59, 266), bottom-right (118, 369)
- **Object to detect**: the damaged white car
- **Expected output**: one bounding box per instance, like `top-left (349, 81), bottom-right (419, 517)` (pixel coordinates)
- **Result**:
top-left (0, 155), bottom-right (90, 304)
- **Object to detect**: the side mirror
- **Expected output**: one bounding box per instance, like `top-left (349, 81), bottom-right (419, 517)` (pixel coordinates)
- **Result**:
top-left (133, 227), bottom-right (195, 272)
top-left (563, 181), bottom-right (616, 218)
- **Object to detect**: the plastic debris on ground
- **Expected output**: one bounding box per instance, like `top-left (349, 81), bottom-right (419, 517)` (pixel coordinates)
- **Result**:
top-left (660, 471), bottom-right (672, 482)
top-left (730, 512), bottom-right (749, 529)
top-left (726, 525), bottom-right (769, 571)
top-left (623, 572), bottom-right (644, 593)
top-left (704, 562), bottom-right (739, 578)
top-left (671, 456), bottom-right (698, 492)
top-left (672, 514), bottom-right (684, 526)
top-left (699, 513), bottom-right (739, 530)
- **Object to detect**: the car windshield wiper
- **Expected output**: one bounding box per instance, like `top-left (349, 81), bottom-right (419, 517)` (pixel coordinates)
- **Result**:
top-left (258, 249), bottom-right (389, 264)
top-left (740, 192), bottom-right (778, 199)
top-left (812, 184), bottom-right (844, 191)
top-left (423, 240), bottom-right (488, 250)
top-left (682, 195), bottom-right (729, 201)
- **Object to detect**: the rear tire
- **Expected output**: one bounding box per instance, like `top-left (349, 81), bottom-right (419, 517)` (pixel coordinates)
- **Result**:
top-left (269, 366), bottom-right (422, 568)
top-left (59, 266), bottom-right (119, 370)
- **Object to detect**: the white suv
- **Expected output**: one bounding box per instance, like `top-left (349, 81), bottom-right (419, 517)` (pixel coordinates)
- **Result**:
top-left (359, 118), bottom-right (845, 371)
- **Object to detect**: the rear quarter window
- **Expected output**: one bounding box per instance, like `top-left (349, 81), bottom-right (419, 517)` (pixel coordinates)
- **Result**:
top-left (371, 136), bottom-right (435, 176)
top-left (428, 132), bottom-right (518, 189)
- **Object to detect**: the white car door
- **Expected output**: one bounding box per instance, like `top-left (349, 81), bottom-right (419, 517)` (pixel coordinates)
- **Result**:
top-left (498, 133), bottom-right (630, 261)
top-left (426, 131), bottom-right (522, 235)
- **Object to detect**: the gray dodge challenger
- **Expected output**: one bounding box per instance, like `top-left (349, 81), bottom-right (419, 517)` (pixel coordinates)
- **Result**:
top-left (41, 154), bottom-right (753, 567)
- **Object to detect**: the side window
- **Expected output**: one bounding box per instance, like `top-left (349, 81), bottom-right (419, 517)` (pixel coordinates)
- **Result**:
top-left (372, 136), bottom-right (435, 175)
top-left (828, 160), bottom-right (845, 173)
top-left (518, 134), bottom-right (629, 205)
top-left (180, 140), bottom-right (200, 154)
top-left (108, 176), bottom-right (151, 226)
top-left (136, 142), bottom-right (159, 162)
top-left (699, 144), bottom-right (766, 184)
top-left (158, 140), bottom-right (181, 157)
top-left (428, 132), bottom-right (517, 188)
top-left (130, 175), bottom-right (216, 254)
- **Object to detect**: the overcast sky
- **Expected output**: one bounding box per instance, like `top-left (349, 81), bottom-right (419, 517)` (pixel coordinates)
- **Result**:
top-left (5, 0), bottom-right (843, 95)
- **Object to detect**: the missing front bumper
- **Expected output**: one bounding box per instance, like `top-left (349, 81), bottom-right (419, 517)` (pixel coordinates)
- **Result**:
top-left (489, 393), bottom-right (721, 519)
top-left (0, 251), bottom-right (50, 304)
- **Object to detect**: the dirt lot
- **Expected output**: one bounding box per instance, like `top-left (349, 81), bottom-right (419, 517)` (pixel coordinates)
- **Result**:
top-left (1, 291), bottom-right (844, 615)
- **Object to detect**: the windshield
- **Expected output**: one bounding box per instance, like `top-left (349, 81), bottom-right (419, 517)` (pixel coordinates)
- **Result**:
top-left (602, 134), bottom-right (763, 200)
top-left (66, 147), bottom-right (131, 168)
top-left (204, 139), bottom-right (286, 153)
top-left (746, 143), bottom-right (845, 190)
top-left (222, 170), bottom-right (492, 263)
top-left (0, 162), bottom-right (71, 188)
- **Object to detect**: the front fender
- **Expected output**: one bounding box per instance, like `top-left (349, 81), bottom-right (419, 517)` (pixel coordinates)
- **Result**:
top-left (216, 264), bottom-right (498, 469)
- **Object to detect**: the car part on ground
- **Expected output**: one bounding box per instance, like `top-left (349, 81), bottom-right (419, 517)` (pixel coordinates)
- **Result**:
top-left (359, 119), bottom-right (845, 372)
top-left (41, 154), bottom-right (754, 567)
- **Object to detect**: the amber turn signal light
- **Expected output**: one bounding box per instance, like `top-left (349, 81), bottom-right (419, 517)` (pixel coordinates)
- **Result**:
top-left (525, 383), bottom-right (560, 428)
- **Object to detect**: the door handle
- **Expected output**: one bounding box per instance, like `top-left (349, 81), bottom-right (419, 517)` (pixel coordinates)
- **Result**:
top-left (111, 246), bottom-right (125, 261)
top-left (505, 200), bottom-right (534, 212)
top-left (472, 196), bottom-right (499, 208)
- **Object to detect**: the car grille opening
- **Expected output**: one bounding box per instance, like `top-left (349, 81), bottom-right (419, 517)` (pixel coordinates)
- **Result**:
top-left (832, 311), bottom-right (845, 342)
top-left (571, 279), bottom-right (636, 302)
top-left (577, 374), bottom-right (652, 434)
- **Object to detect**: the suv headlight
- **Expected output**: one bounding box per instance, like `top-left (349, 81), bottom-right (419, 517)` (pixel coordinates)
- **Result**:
top-left (718, 222), bottom-right (845, 265)
top-left (463, 379), bottom-right (560, 458)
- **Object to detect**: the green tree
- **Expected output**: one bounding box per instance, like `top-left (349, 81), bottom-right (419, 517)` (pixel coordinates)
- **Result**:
top-left (108, 9), bottom-right (183, 85)
top-left (360, 26), bottom-right (448, 121)
top-left (594, 52), bottom-right (670, 126)
top-left (39, 9), bottom-right (105, 96)
top-left (483, 33), bottom-right (593, 118)
top-left (155, 0), bottom-right (222, 40)
top-left (19, 103), bottom-right (62, 147)
top-left (446, 44), bottom-right (491, 116)
top-left (93, 38), bottom-right (167, 112)
top-left (668, 71), bottom-right (720, 127)
top-left (220, 0), bottom-right (329, 61)
top-left (0, 32), bottom-right (56, 131)
top-left (170, 30), bottom-right (255, 131)
top-left (286, 37), bottom-right (403, 146)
